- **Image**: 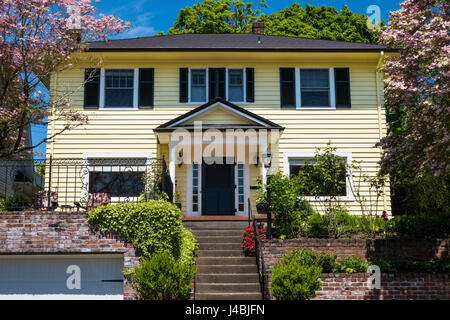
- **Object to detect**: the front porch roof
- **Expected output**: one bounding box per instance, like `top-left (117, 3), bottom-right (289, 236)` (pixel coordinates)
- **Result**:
top-left (154, 98), bottom-right (284, 133)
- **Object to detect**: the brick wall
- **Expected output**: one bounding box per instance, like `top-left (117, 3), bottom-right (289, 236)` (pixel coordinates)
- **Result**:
top-left (261, 238), bottom-right (450, 300)
top-left (0, 211), bottom-right (140, 300)
top-left (315, 273), bottom-right (450, 300)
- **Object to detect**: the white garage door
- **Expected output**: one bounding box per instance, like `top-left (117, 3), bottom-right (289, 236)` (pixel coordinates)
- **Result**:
top-left (0, 254), bottom-right (124, 300)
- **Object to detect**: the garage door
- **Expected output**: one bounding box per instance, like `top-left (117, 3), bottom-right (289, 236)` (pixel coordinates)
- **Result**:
top-left (0, 254), bottom-right (124, 300)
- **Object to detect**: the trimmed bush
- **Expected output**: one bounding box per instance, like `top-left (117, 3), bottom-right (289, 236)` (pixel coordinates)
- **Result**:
top-left (125, 251), bottom-right (196, 300)
top-left (179, 227), bottom-right (198, 266)
top-left (271, 257), bottom-right (322, 300)
top-left (87, 200), bottom-right (183, 258)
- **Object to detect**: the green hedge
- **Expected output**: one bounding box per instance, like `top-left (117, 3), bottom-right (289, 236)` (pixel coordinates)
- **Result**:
top-left (87, 200), bottom-right (183, 258)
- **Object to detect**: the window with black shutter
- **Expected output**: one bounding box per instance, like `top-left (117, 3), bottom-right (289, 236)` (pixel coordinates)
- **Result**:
top-left (246, 68), bottom-right (255, 103)
top-left (335, 68), bottom-right (351, 108)
top-left (208, 68), bottom-right (226, 100)
top-left (179, 68), bottom-right (189, 103)
top-left (84, 68), bottom-right (100, 109)
top-left (138, 68), bottom-right (154, 108)
top-left (280, 68), bottom-right (296, 108)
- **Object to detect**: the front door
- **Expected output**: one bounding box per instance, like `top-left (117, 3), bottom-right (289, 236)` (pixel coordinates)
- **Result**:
top-left (202, 162), bottom-right (235, 215)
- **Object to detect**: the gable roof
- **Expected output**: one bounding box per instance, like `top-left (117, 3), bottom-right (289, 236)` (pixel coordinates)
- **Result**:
top-left (87, 33), bottom-right (392, 52)
top-left (154, 98), bottom-right (284, 132)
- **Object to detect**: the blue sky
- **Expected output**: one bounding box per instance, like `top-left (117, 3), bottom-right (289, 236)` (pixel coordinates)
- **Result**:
top-left (33, 0), bottom-right (402, 156)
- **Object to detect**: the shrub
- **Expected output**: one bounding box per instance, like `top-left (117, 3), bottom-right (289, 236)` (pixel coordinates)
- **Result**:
top-left (87, 200), bottom-right (183, 258)
top-left (264, 171), bottom-right (314, 238)
top-left (371, 257), bottom-right (450, 273)
top-left (125, 251), bottom-right (196, 300)
top-left (271, 258), bottom-right (322, 300)
top-left (282, 249), bottom-right (337, 273)
top-left (179, 227), bottom-right (198, 266)
top-left (385, 213), bottom-right (450, 239)
top-left (0, 194), bottom-right (32, 211)
top-left (241, 224), bottom-right (267, 256)
top-left (333, 257), bottom-right (369, 274)
top-left (306, 212), bottom-right (328, 238)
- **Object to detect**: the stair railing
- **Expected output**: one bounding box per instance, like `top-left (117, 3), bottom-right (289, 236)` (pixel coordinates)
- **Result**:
top-left (248, 198), bottom-right (270, 300)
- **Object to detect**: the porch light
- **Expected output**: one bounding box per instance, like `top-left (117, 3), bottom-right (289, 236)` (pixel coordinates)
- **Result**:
top-left (176, 151), bottom-right (183, 167)
top-left (262, 151), bottom-right (272, 169)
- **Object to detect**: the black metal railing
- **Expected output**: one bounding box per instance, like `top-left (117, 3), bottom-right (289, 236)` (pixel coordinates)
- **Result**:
top-left (248, 198), bottom-right (270, 300)
top-left (0, 156), bottom-right (172, 212)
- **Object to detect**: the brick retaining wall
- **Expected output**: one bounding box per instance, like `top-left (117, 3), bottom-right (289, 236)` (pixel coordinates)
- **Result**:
top-left (0, 211), bottom-right (140, 300)
top-left (261, 238), bottom-right (449, 300)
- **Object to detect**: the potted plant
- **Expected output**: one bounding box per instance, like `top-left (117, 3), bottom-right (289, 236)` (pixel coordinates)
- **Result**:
top-left (174, 191), bottom-right (182, 210)
top-left (255, 182), bottom-right (269, 215)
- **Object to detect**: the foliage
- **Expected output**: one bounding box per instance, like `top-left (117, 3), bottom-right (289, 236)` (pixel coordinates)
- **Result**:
top-left (384, 212), bottom-right (450, 240)
top-left (259, 3), bottom-right (381, 43)
top-left (0, 0), bottom-right (129, 158)
top-left (372, 257), bottom-right (450, 274)
top-left (306, 212), bottom-right (328, 238)
top-left (378, 0), bottom-right (449, 178)
top-left (125, 251), bottom-right (196, 300)
top-left (179, 227), bottom-right (198, 266)
top-left (0, 194), bottom-right (32, 211)
top-left (282, 249), bottom-right (337, 273)
top-left (262, 171), bottom-right (314, 238)
top-left (139, 165), bottom-right (169, 202)
top-left (87, 201), bottom-right (183, 258)
top-left (168, 0), bottom-right (267, 34)
top-left (241, 223), bottom-right (267, 256)
top-left (333, 257), bottom-right (369, 274)
top-left (271, 256), bottom-right (322, 300)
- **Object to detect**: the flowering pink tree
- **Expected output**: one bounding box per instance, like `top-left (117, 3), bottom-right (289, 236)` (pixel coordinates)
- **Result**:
top-left (379, 0), bottom-right (449, 177)
top-left (0, 0), bottom-right (130, 158)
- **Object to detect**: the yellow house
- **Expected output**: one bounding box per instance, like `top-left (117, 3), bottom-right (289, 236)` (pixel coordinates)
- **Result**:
top-left (47, 29), bottom-right (394, 217)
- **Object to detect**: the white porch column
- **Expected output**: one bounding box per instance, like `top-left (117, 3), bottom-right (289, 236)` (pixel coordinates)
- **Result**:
top-left (169, 143), bottom-right (176, 196)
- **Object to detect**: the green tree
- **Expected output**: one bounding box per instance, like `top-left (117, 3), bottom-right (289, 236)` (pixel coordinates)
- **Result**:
top-left (168, 0), bottom-right (267, 34)
top-left (259, 3), bottom-right (380, 43)
top-left (167, 1), bottom-right (380, 43)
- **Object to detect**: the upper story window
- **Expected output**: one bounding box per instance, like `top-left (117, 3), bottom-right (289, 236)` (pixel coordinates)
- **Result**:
top-left (84, 68), bottom-right (154, 110)
top-left (190, 69), bottom-right (207, 103)
top-left (300, 69), bottom-right (330, 107)
top-left (104, 69), bottom-right (134, 107)
top-left (280, 67), bottom-right (351, 109)
top-left (179, 67), bottom-right (255, 104)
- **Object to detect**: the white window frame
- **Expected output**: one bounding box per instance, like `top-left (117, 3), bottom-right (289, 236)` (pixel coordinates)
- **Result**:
top-left (187, 68), bottom-right (247, 104)
top-left (99, 68), bottom-right (139, 110)
top-left (283, 152), bottom-right (354, 201)
top-left (81, 153), bottom-right (152, 203)
top-left (295, 67), bottom-right (336, 110)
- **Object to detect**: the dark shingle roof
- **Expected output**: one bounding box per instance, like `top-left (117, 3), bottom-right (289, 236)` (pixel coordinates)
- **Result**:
top-left (87, 33), bottom-right (391, 52)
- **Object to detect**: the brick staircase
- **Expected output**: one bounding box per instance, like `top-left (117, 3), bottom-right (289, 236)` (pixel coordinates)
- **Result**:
top-left (184, 221), bottom-right (262, 300)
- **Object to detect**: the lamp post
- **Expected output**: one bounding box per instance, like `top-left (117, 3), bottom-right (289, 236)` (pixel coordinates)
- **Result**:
top-left (262, 151), bottom-right (272, 239)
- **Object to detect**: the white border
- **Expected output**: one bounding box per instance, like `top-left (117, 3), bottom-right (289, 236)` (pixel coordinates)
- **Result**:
top-left (99, 68), bottom-right (139, 110)
top-left (283, 152), bottom-right (354, 201)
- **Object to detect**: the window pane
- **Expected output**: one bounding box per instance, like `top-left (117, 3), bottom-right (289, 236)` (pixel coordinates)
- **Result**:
top-left (301, 90), bottom-right (329, 107)
top-left (191, 70), bottom-right (206, 102)
top-left (104, 69), bottom-right (134, 107)
top-left (105, 89), bottom-right (133, 107)
top-left (89, 171), bottom-right (144, 197)
top-left (301, 69), bottom-right (329, 88)
top-left (228, 69), bottom-right (244, 102)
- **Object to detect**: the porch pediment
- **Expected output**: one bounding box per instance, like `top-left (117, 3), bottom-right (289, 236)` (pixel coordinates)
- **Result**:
top-left (154, 98), bottom-right (284, 132)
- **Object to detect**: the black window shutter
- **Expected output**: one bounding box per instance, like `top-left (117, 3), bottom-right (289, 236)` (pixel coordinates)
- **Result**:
top-left (209, 68), bottom-right (226, 101)
top-left (246, 68), bottom-right (255, 103)
top-left (84, 68), bottom-right (100, 109)
top-left (335, 68), bottom-right (351, 108)
top-left (138, 68), bottom-right (154, 108)
top-left (179, 68), bottom-right (189, 103)
top-left (280, 68), bottom-right (296, 108)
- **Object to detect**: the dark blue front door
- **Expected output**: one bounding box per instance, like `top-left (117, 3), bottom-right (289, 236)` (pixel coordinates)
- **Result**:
top-left (202, 162), bottom-right (235, 216)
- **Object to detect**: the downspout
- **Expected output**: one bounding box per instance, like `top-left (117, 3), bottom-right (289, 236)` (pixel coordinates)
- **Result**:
top-left (375, 51), bottom-right (387, 212)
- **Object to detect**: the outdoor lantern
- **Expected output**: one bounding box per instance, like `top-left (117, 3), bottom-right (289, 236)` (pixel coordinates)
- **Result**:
top-left (176, 151), bottom-right (183, 167)
top-left (262, 151), bottom-right (272, 169)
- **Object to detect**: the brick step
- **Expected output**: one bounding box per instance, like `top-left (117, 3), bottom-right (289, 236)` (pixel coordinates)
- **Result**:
top-left (197, 264), bottom-right (258, 274)
top-left (199, 243), bottom-right (242, 250)
top-left (196, 250), bottom-right (244, 257)
top-left (196, 273), bottom-right (259, 283)
top-left (195, 293), bottom-right (262, 300)
top-left (196, 257), bottom-right (256, 266)
top-left (196, 283), bottom-right (261, 294)
top-left (192, 229), bottom-right (243, 237)
top-left (196, 236), bottom-right (242, 244)
top-left (184, 222), bottom-right (248, 230)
